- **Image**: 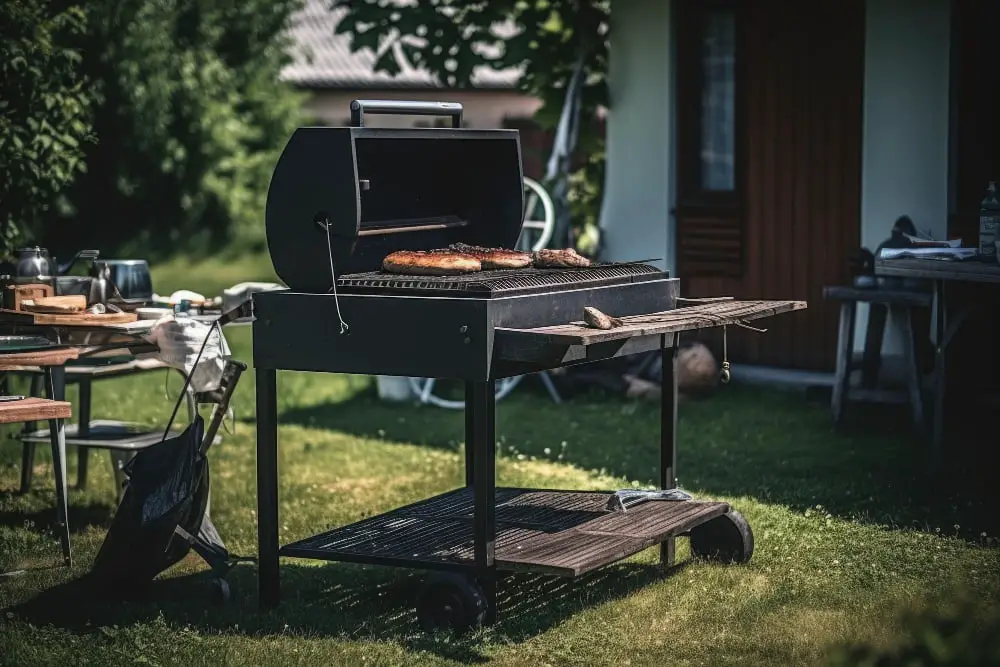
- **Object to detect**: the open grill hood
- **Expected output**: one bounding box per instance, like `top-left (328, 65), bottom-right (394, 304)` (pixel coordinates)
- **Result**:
top-left (264, 100), bottom-right (526, 293)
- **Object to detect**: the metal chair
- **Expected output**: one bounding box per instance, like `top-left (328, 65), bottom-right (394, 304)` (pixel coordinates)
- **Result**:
top-left (407, 177), bottom-right (563, 408)
top-left (0, 347), bottom-right (78, 567)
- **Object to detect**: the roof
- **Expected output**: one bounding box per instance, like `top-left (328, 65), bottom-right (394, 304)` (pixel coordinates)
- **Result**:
top-left (281, 0), bottom-right (522, 90)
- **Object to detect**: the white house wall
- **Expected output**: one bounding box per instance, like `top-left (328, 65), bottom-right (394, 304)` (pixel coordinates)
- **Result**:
top-left (860, 0), bottom-right (951, 354)
top-left (598, 0), bottom-right (674, 272)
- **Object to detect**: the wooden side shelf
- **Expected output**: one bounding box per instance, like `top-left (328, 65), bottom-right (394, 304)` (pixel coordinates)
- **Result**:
top-left (496, 299), bottom-right (807, 347)
top-left (0, 397), bottom-right (72, 425)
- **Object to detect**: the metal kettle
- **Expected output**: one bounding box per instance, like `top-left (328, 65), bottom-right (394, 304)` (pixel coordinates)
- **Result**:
top-left (88, 260), bottom-right (111, 306)
top-left (15, 247), bottom-right (53, 279)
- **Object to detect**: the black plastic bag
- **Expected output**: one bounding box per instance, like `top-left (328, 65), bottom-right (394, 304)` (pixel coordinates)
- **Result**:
top-left (89, 415), bottom-right (225, 593)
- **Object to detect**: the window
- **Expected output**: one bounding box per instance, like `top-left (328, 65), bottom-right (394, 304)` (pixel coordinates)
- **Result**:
top-left (699, 12), bottom-right (737, 192)
top-left (674, 0), bottom-right (744, 278)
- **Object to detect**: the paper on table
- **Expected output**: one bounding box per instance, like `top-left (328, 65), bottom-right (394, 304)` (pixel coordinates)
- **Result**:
top-left (879, 246), bottom-right (979, 260)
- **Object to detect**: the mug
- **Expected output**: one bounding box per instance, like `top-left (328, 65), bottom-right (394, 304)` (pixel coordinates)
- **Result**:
top-left (104, 259), bottom-right (153, 301)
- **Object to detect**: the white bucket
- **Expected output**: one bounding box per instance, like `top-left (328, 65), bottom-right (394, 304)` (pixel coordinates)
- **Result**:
top-left (375, 375), bottom-right (415, 402)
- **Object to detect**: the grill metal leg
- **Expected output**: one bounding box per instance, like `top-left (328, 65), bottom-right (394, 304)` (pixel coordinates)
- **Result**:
top-left (469, 380), bottom-right (497, 624)
top-left (464, 382), bottom-right (476, 487)
top-left (660, 339), bottom-right (678, 566)
top-left (256, 368), bottom-right (280, 609)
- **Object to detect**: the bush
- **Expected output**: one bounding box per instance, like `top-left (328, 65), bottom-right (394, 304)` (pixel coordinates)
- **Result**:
top-left (0, 0), bottom-right (96, 260)
top-left (39, 0), bottom-right (305, 261)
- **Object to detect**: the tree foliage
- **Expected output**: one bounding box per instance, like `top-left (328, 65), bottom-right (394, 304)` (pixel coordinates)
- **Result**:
top-left (41, 0), bottom-right (306, 260)
top-left (334, 0), bottom-right (610, 250)
top-left (0, 1), bottom-right (97, 259)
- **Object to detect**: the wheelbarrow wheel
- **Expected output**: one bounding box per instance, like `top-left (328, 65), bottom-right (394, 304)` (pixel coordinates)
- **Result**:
top-left (690, 510), bottom-right (754, 564)
top-left (416, 573), bottom-right (487, 634)
top-left (209, 577), bottom-right (231, 605)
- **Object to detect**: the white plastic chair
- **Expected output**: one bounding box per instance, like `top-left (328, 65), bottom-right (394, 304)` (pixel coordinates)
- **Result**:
top-left (407, 177), bottom-right (562, 408)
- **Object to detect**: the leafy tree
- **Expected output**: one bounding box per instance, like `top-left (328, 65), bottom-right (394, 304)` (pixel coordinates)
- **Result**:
top-left (334, 0), bottom-right (609, 250)
top-left (0, 1), bottom-right (97, 260)
top-left (42, 0), bottom-right (306, 261)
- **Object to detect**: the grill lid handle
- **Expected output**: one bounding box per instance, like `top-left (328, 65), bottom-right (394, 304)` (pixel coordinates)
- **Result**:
top-left (349, 99), bottom-right (464, 129)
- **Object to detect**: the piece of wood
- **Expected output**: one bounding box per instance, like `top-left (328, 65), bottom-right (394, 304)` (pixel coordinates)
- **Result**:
top-left (22, 295), bottom-right (88, 314)
top-left (7, 283), bottom-right (54, 310)
top-left (497, 299), bottom-right (807, 346)
top-left (0, 397), bottom-right (72, 425)
top-left (0, 347), bottom-right (80, 371)
top-left (0, 308), bottom-right (137, 325)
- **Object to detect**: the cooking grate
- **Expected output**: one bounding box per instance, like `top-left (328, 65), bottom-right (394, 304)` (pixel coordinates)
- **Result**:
top-left (336, 262), bottom-right (665, 298)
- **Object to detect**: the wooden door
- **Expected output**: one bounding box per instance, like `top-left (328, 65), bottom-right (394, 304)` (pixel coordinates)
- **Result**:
top-left (673, 0), bottom-right (865, 371)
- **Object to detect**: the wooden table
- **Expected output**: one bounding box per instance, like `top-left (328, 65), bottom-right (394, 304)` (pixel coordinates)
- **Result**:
top-left (874, 257), bottom-right (1000, 464)
top-left (0, 347), bottom-right (78, 567)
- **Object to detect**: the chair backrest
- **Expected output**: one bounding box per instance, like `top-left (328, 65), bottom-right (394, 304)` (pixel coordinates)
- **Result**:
top-left (516, 177), bottom-right (555, 252)
top-left (196, 359), bottom-right (246, 455)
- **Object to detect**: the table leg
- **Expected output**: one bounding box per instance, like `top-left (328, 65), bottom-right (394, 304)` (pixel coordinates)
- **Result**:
top-left (470, 380), bottom-right (497, 624)
top-left (660, 337), bottom-right (678, 566)
top-left (46, 367), bottom-right (72, 567)
top-left (931, 281), bottom-right (947, 466)
top-left (77, 379), bottom-right (91, 489)
top-left (256, 368), bottom-right (280, 609)
top-left (19, 374), bottom-right (44, 493)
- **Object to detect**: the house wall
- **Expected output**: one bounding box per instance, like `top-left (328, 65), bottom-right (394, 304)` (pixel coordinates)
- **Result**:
top-left (300, 89), bottom-right (542, 129)
top-left (858, 0), bottom-right (951, 354)
top-left (600, 0), bottom-right (953, 370)
top-left (598, 0), bottom-right (674, 272)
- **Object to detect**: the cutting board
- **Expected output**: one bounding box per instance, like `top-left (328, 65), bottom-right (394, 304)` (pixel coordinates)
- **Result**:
top-left (21, 295), bottom-right (88, 314)
top-left (0, 308), bottom-right (137, 326)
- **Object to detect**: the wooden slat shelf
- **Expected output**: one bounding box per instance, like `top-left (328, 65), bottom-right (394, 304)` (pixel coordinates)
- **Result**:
top-left (496, 299), bottom-right (807, 347)
top-left (280, 487), bottom-right (728, 578)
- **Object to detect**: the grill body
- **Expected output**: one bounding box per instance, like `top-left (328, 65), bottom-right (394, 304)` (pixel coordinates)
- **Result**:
top-left (252, 270), bottom-right (679, 379)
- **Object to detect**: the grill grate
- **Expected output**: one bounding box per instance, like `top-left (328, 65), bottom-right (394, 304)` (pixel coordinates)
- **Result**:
top-left (336, 262), bottom-right (665, 298)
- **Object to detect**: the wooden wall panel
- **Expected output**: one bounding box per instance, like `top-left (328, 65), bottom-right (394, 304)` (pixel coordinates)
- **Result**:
top-left (679, 0), bottom-right (865, 371)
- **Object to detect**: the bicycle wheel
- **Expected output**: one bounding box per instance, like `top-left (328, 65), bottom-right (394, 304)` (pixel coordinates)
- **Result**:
top-left (407, 376), bottom-right (524, 409)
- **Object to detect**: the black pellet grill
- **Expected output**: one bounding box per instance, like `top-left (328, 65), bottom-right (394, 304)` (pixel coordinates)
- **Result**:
top-left (253, 100), bottom-right (803, 632)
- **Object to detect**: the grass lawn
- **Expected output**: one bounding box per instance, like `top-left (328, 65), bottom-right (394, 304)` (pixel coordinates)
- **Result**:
top-left (1, 253), bottom-right (998, 666)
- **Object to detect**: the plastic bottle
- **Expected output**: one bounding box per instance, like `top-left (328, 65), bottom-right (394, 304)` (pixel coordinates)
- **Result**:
top-left (979, 181), bottom-right (1000, 259)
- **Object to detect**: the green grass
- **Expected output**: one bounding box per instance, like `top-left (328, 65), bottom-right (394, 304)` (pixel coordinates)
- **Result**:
top-left (1, 252), bottom-right (998, 666)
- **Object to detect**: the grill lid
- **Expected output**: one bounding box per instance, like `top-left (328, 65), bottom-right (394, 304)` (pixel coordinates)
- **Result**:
top-left (265, 100), bottom-right (525, 293)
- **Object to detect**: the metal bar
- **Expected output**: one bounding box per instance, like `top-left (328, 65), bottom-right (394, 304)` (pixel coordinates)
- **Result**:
top-left (256, 368), bottom-right (281, 609)
top-left (471, 380), bottom-right (498, 623)
top-left (464, 382), bottom-right (475, 487)
top-left (46, 365), bottom-right (72, 566)
top-left (76, 379), bottom-right (91, 489)
top-left (931, 281), bottom-right (946, 467)
top-left (659, 338), bottom-right (678, 567)
top-left (276, 548), bottom-right (479, 573)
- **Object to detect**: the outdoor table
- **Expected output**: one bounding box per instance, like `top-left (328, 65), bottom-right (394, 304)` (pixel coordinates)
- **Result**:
top-left (874, 257), bottom-right (1000, 464)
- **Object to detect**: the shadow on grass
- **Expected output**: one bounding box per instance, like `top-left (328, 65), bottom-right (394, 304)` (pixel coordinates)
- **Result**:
top-left (5, 557), bottom-right (690, 662)
top-left (276, 379), bottom-right (1000, 539)
top-left (0, 492), bottom-right (115, 535)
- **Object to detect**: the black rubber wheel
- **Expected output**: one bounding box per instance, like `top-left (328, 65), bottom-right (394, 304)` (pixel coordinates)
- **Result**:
top-left (689, 510), bottom-right (754, 564)
top-left (416, 573), bottom-right (487, 634)
top-left (209, 577), bottom-right (231, 605)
